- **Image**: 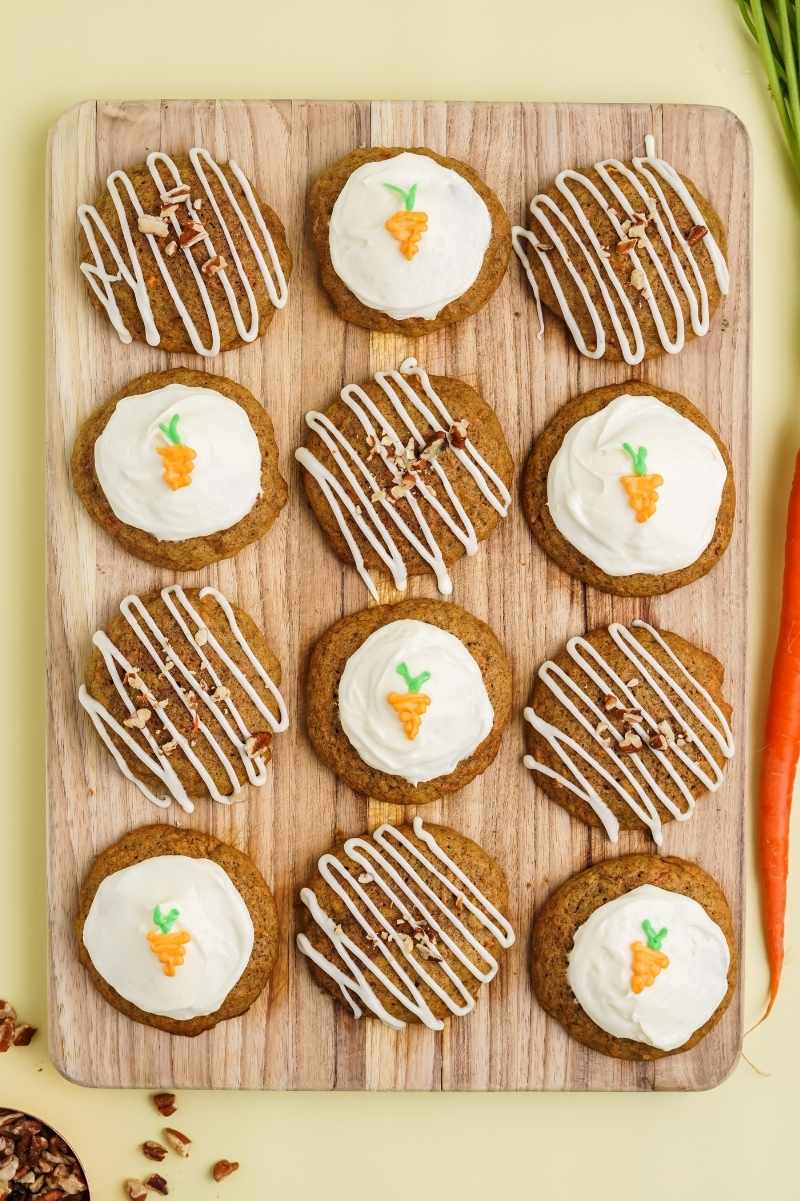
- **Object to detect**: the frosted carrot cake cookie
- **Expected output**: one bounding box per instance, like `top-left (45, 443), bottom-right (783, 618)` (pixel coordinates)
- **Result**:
top-left (77, 824), bottom-right (279, 1036)
top-left (531, 853), bottom-right (736, 1059)
top-left (310, 147), bottom-right (510, 335)
top-left (307, 598), bottom-right (512, 806)
top-left (72, 367), bottom-right (287, 571)
top-left (522, 380), bottom-right (734, 596)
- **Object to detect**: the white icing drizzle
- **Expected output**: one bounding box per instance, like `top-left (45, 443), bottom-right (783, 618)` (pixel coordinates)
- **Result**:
top-left (295, 357), bottom-right (511, 599)
top-left (522, 620), bottom-right (734, 845)
top-left (77, 147), bottom-right (288, 357)
top-left (79, 585), bottom-right (288, 813)
top-left (296, 817), bottom-right (515, 1030)
top-left (511, 134), bottom-right (729, 364)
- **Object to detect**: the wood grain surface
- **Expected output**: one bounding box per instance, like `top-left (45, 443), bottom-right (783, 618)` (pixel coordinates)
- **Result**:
top-left (46, 100), bottom-right (750, 1091)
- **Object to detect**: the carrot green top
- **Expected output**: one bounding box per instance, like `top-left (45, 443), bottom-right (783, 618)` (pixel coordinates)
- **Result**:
top-left (641, 918), bottom-right (668, 950)
top-left (622, 442), bottom-right (649, 476)
top-left (158, 413), bottom-right (184, 446)
top-left (395, 662), bottom-right (431, 693)
top-left (384, 182), bottom-right (419, 211)
top-left (152, 904), bottom-right (180, 934)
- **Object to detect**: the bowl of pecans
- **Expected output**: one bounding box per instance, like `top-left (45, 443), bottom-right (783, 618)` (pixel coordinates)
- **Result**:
top-left (0, 1109), bottom-right (90, 1199)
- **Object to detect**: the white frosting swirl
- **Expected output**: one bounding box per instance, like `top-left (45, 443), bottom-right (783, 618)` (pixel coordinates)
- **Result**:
top-left (547, 393), bottom-right (727, 576)
top-left (94, 383), bottom-right (262, 542)
top-left (337, 619), bottom-right (494, 784)
top-left (328, 152), bottom-right (492, 320)
top-left (567, 884), bottom-right (730, 1051)
top-left (82, 854), bottom-right (255, 1021)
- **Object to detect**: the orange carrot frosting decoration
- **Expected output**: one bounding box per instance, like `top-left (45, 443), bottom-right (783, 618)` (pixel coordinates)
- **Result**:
top-left (147, 903), bottom-right (191, 977)
top-left (387, 662), bottom-right (431, 741)
top-left (620, 442), bottom-right (663, 523)
top-left (383, 182), bottom-right (428, 260)
top-left (630, 919), bottom-right (669, 995)
top-left (157, 413), bottom-right (196, 491)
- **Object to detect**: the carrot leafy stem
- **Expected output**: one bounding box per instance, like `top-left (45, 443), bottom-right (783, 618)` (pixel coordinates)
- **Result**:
top-left (736, 1), bottom-right (800, 181)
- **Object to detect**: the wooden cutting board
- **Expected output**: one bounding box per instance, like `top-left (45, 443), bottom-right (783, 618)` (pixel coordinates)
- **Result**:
top-left (46, 99), bottom-right (750, 1090)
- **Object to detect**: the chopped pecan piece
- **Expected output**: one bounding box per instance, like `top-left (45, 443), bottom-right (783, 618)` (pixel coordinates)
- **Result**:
top-left (212, 1160), bottom-right (240, 1182)
top-left (142, 1141), bottom-right (167, 1162)
top-left (162, 1128), bottom-right (191, 1158)
top-left (244, 732), bottom-right (272, 757)
top-left (448, 418), bottom-right (470, 449)
top-left (617, 730), bottom-right (644, 754)
top-left (152, 1094), bottom-right (177, 1118)
top-left (145, 1174), bottom-right (169, 1195)
top-left (137, 214), bottom-right (170, 238)
top-left (686, 224), bottom-right (708, 246)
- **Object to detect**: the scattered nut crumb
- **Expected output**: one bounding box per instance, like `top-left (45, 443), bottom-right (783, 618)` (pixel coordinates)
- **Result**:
top-left (0, 1002), bottom-right (37, 1053)
top-left (244, 732), bottom-right (272, 757)
top-left (618, 730), bottom-right (644, 754)
top-left (123, 708), bottom-right (151, 730)
top-left (194, 627), bottom-right (209, 646)
top-left (212, 1160), bottom-right (240, 1183)
top-left (163, 1128), bottom-right (191, 1158)
top-left (686, 224), bottom-right (708, 246)
top-left (630, 266), bottom-right (648, 292)
top-left (142, 1140), bottom-right (167, 1162)
top-left (201, 254), bottom-right (227, 276)
top-left (152, 1093), bottom-right (177, 1117)
top-left (137, 214), bottom-right (170, 238)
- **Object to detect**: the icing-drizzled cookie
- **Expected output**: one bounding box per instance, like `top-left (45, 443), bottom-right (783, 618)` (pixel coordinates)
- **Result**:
top-left (310, 147), bottom-right (511, 335)
top-left (77, 147), bottom-right (291, 356)
top-left (79, 586), bottom-right (288, 812)
top-left (523, 620), bottom-right (734, 845)
top-left (512, 134), bottom-right (728, 363)
top-left (297, 817), bottom-right (515, 1029)
top-left (296, 358), bottom-right (513, 599)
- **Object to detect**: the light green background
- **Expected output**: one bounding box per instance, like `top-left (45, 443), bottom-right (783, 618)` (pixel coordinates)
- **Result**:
top-left (3, 0), bottom-right (799, 1197)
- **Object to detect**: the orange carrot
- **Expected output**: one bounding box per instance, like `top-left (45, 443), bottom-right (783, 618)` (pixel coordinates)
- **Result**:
top-left (759, 450), bottom-right (800, 1018)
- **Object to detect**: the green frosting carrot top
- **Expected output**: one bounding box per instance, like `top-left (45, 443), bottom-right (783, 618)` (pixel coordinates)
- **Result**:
top-left (641, 918), bottom-right (668, 950)
top-left (395, 662), bottom-right (431, 693)
top-left (152, 904), bottom-right (180, 934)
top-left (383, 182), bottom-right (418, 211)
